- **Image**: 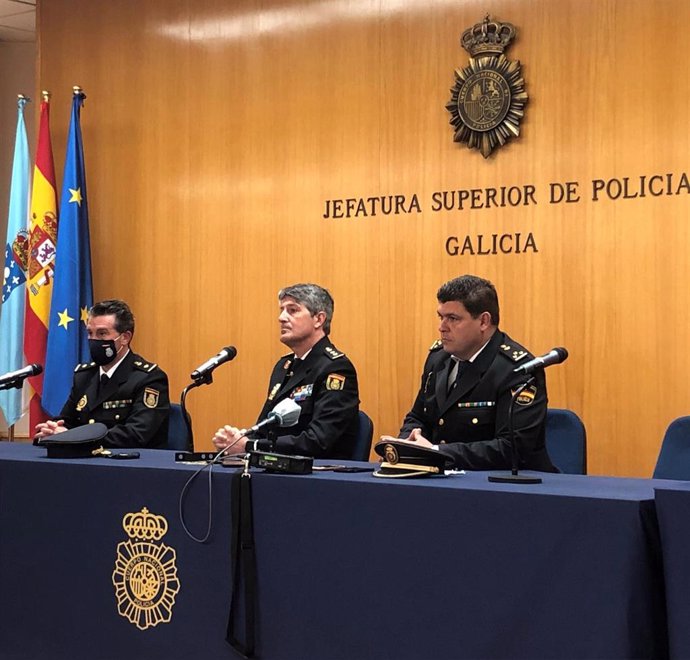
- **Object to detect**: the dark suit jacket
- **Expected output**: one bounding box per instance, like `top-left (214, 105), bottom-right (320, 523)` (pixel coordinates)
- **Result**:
top-left (59, 350), bottom-right (170, 449)
top-left (400, 330), bottom-right (556, 472)
top-left (254, 336), bottom-right (359, 459)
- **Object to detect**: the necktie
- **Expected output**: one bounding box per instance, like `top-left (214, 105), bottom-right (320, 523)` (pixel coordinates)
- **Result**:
top-left (285, 357), bottom-right (300, 380)
top-left (447, 359), bottom-right (468, 392)
top-left (98, 373), bottom-right (109, 396)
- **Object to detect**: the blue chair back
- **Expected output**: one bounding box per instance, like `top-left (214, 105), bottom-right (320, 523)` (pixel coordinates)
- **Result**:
top-left (653, 416), bottom-right (690, 479)
top-left (351, 410), bottom-right (374, 461)
top-left (545, 408), bottom-right (587, 474)
top-left (168, 403), bottom-right (193, 451)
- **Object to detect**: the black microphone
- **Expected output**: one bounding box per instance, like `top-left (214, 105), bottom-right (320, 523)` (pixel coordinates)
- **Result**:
top-left (0, 363), bottom-right (42, 387)
top-left (243, 399), bottom-right (301, 436)
top-left (513, 347), bottom-right (568, 375)
top-left (190, 346), bottom-right (237, 381)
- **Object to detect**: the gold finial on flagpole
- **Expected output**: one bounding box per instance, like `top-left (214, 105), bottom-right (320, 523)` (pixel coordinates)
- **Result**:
top-left (42, 90), bottom-right (51, 102)
top-left (72, 85), bottom-right (86, 104)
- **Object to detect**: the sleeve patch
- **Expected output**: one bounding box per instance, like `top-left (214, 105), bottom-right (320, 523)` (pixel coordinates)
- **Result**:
top-left (326, 373), bottom-right (346, 390)
top-left (513, 385), bottom-right (537, 406)
top-left (143, 388), bottom-right (160, 408)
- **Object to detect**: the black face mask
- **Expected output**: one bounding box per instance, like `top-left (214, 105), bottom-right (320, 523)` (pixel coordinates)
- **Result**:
top-left (89, 338), bottom-right (119, 366)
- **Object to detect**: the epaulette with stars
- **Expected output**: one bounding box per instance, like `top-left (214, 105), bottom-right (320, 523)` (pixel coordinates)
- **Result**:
top-left (133, 360), bottom-right (158, 373)
top-left (499, 343), bottom-right (528, 363)
top-left (74, 361), bottom-right (97, 373)
top-left (429, 339), bottom-right (443, 351)
top-left (324, 345), bottom-right (345, 360)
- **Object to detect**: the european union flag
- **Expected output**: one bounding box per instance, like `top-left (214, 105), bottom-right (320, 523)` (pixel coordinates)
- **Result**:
top-left (0, 96), bottom-right (30, 425)
top-left (42, 89), bottom-right (94, 416)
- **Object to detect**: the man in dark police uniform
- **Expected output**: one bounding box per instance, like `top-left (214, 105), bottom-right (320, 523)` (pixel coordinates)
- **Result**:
top-left (384, 275), bottom-right (556, 472)
top-left (213, 283), bottom-right (359, 458)
top-left (34, 299), bottom-right (170, 448)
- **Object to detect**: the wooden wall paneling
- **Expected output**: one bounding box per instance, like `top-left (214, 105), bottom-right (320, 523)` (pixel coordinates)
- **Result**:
top-left (35, 0), bottom-right (690, 475)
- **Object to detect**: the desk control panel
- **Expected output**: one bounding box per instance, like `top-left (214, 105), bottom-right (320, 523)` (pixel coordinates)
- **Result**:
top-left (249, 451), bottom-right (313, 474)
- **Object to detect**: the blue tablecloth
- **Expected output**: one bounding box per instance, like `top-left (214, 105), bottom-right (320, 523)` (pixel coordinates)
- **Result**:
top-left (655, 482), bottom-right (690, 659)
top-left (0, 442), bottom-right (668, 659)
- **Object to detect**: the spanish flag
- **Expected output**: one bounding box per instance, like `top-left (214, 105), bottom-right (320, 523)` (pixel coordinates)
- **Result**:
top-left (24, 92), bottom-right (58, 430)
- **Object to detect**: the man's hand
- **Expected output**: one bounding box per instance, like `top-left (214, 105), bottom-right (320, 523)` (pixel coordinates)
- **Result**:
top-left (379, 427), bottom-right (433, 448)
top-left (212, 425), bottom-right (248, 454)
top-left (34, 419), bottom-right (67, 439)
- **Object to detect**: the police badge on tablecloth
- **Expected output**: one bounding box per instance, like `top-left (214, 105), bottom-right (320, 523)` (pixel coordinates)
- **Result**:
top-left (446, 15), bottom-right (528, 158)
top-left (112, 507), bottom-right (180, 630)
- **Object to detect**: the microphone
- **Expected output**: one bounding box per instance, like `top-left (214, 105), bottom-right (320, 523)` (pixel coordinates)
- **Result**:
top-left (0, 364), bottom-right (43, 388)
top-left (243, 399), bottom-right (301, 436)
top-left (489, 346), bottom-right (568, 486)
top-left (513, 347), bottom-right (568, 375)
top-left (190, 346), bottom-right (237, 381)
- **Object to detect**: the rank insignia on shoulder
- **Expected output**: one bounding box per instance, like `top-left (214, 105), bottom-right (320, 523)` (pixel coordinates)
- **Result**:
top-left (324, 346), bottom-right (344, 360)
top-left (283, 359), bottom-right (291, 370)
top-left (500, 344), bottom-right (527, 362)
top-left (134, 361), bottom-right (157, 373)
top-left (143, 388), bottom-right (160, 408)
top-left (429, 339), bottom-right (443, 351)
top-left (326, 373), bottom-right (346, 390)
top-left (76, 395), bottom-right (87, 411)
top-left (267, 383), bottom-right (281, 401)
top-left (75, 362), bottom-right (96, 372)
top-left (513, 385), bottom-right (537, 406)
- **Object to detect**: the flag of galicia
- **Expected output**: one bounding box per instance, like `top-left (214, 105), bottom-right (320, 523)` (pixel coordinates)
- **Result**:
top-left (2, 242), bottom-right (27, 303)
top-left (42, 89), bottom-right (94, 416)
top-left (0, 96), bottom-right (31, 425)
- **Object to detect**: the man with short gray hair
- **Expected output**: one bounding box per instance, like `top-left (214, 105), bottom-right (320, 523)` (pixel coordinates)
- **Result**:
top-left (213, 283), bottom-right (359, 458)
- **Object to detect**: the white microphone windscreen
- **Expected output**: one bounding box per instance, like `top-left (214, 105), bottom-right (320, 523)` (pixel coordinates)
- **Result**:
top-left (271, 398), bottom-right (301, 427)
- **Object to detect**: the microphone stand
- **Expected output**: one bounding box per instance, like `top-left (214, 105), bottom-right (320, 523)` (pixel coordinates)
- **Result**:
top-left (488, 375), bottom-right (542, 485)
top-left (179, 379), bottom-right (206, 452)
top-left (182, 361), bottom-right (235, 450)
top-left (0, 377), bottom-right (25, 391)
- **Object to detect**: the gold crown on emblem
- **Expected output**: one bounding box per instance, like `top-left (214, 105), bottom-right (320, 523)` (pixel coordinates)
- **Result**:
top-left (461, 15), bottom-right (516, 57)
top-left (123, 507), bottom-right (168, 541)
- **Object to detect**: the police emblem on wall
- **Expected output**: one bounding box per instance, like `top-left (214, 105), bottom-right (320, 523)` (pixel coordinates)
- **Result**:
top-left (112, 507), bottom-right (180, 630)
top-left (446, 15), bottom-right (528, 158)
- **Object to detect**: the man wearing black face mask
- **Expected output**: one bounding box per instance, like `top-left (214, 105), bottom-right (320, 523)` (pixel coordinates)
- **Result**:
top-left (34, 299), bottom-right (170, 448)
